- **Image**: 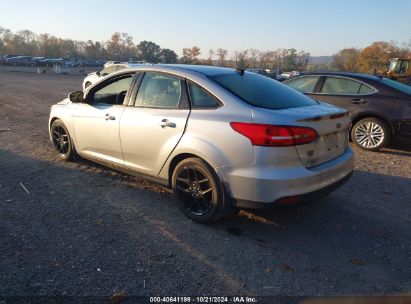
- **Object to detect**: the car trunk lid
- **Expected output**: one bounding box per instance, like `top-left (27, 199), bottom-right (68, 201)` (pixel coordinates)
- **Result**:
top-left (251, 103), bottom-right (350, 168)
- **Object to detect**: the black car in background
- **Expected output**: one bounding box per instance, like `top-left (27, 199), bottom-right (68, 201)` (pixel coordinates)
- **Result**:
top-left (284, 73), bottom-right (411, 151)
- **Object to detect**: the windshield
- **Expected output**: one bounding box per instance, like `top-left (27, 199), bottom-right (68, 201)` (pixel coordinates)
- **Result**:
top-left (209, 72), bottom-right (317, 109)
top-left (381, 78), bottom-right (411, 96)
top-left (388, 60), bottom-right (398, 72)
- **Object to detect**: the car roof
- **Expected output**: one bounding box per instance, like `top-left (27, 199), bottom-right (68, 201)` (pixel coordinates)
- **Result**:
top-left (127, 64), bottom-right (238, 76)
top-left (297, 72), bottom-right (383, 82)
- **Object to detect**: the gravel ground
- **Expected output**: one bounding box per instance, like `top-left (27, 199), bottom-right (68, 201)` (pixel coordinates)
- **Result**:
top-left (0, 71), bottom-right (410, 303)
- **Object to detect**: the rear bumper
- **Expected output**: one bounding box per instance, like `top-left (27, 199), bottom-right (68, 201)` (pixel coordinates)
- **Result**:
top-left (233, 170), bottom-right (352, 209)
top-left (219, 148), bottom-right (354, 208)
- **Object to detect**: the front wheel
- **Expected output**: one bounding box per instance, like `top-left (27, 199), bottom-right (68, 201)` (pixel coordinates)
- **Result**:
top-left (351, 118), bottom-right (391, 151)
top-left (172, 158), bottom-right (228, 223)
top-left (50, 119), bottom-right (76, 161)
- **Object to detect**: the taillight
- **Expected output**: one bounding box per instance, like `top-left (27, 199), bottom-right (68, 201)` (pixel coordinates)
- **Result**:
top-left (230, 122), bottom-right (318, 147)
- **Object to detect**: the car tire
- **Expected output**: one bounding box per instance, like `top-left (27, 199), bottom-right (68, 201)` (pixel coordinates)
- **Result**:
top-left (351, 117), bottom-right (391, 151)
top-left (172, 157), bottom-right (229, 223)
top-left (50, 119), bottom-right (77, 161)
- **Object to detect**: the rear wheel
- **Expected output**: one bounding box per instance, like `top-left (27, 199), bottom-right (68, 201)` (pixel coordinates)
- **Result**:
top-left (351, 118), bottom-right (390, 151)
top-left (172, 158), bottom-right (228, 223)
top-left (51, 119), bottom-right (76, 161)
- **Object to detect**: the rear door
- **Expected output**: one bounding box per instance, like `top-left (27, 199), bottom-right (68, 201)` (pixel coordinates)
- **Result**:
top-left (307, 76), bottom-right (376, 116)
top-left (119, 72), bottom-right (190, 176)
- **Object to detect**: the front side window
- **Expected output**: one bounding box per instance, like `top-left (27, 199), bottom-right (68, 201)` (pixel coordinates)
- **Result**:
top-left (135, 72), bottom-right (182, 108)
top-left (188, 82), bottom-right (221, 109)
top-left (285, 76), bottom-right (320, 93)
top-left (321, 77), bottom-right (364, 95)
top-left (92, 76), bottom-right (133, 105)
top-left (209, 72), bottom-right (317, 110)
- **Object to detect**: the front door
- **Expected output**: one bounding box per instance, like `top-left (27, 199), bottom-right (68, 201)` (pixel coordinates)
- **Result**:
top-left (73, 74), bottom-right (135, 165)
top-left (120, 72), bottom-right (190, 176)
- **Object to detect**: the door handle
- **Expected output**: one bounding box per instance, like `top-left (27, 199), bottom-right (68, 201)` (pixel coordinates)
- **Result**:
top-left (105, 113), bottom-right (115, 120)
top-left (351, 98), bottom-right (367, 105)
top-left (160, 118), bottom-right (176, 128)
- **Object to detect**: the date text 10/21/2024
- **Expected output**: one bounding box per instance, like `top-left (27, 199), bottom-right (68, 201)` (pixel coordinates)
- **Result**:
top-left (149, 296), bottom-right (258, 303)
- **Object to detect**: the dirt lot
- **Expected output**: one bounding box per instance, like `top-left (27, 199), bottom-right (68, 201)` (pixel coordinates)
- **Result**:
top-left (0, 71), bottom-right (410, 303)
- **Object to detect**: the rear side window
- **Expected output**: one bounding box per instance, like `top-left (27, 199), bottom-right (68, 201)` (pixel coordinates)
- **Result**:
top-left (358, 84), bottom-right (375, 94)
top-left (188, 82), bottom-right (221, 109)
top-left (135, 72), bottom-right (182, 108)
top-left (209, 72), bottom-right (317, 109)
top-left (285, 76), bottom-right (320, 93)
top-left (321, 77), bottom-right (367, 95)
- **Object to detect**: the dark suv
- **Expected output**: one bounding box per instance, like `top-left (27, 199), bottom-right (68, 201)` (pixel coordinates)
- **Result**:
top-left (285, 72), bottom-right (411, 151)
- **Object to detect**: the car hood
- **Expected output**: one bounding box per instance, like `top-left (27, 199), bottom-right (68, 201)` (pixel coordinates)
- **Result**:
top-left (56, 98), bottom-right (71, 105)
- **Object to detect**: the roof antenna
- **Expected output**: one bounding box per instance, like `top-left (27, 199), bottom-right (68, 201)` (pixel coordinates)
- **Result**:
top-left (236, 62), bottom-right (249, 75)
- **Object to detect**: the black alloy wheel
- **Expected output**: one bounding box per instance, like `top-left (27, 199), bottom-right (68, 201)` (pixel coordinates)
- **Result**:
top-left (172, 158), bottom-right (229, 223)
top-left (51, 119), bottom-right (76, 161)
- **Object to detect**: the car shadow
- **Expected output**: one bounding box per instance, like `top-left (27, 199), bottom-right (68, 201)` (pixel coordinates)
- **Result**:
top-left (380, 138), bottom-right (411, 156)
top-left (348, 138), bottom-right (411, 157)
top-left (1, 149), bottom-right (410, 297)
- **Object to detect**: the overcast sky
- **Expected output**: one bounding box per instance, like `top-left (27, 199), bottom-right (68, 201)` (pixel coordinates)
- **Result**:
top-left (1, 0), bottom-right (410, 57)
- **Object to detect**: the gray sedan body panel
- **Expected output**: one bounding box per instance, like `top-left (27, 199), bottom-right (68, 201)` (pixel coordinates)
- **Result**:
top-left (157, 105), bottom-right (255, 180)
top-left (49, 100), bottom-right (76, 144)
top-left (120, 107), bottom-right (190, 175)
top-left (72, 103), bottom-right (126, 165)
top-left (49, 64), bottom-right (354, 207)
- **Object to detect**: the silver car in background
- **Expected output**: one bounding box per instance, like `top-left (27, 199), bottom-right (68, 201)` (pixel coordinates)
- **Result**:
top-left (49, 64), bottom-right (354, 223)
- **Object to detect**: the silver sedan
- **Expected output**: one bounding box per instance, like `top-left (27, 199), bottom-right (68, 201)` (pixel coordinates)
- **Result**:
top-left (49, 64), bottom-right (354, 223)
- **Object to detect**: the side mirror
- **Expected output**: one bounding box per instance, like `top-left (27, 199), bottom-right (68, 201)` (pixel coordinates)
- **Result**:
top-left (96, 71), bottom-right (101, 76)
top-left (68, 91), bottom-right (85, 103)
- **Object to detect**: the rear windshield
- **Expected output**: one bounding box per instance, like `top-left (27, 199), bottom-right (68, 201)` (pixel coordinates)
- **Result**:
top-left (380, 78), bottom-right (411, 96)
top-left (209, 72), bottom-right (317, 109)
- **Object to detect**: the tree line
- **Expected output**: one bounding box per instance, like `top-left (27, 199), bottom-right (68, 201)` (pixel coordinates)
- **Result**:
top-left (0, 26), bottom-right (310, 70)
top-left (181, 46), bottom-right (311, 71)
top-left (1, 26), bottom-right (410, 72)
top-left (0, 28), bottom-right (179, 63)
top-left (333, 41), bottom-right (411, 73)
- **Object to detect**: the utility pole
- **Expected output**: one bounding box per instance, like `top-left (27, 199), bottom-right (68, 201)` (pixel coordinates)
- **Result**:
top-left (0, 45), bottom-right (3, 72)
top-left (0, 39), bottom-right (4, 72)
